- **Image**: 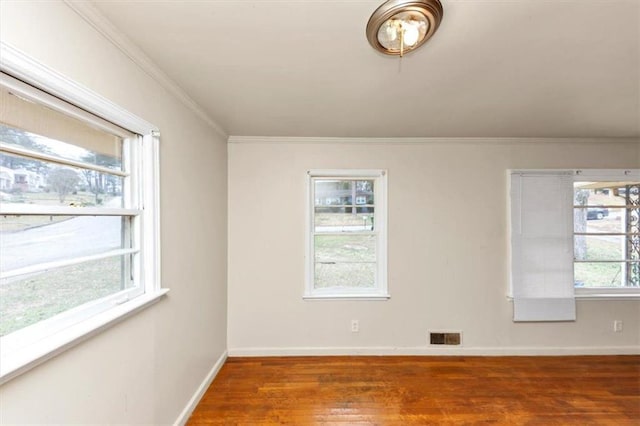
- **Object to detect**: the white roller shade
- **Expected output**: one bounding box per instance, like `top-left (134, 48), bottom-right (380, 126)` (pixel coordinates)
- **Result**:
top-left (0, 85), bottom-right (123, 158)
top-left (510, 172), bottom-right (576, 322)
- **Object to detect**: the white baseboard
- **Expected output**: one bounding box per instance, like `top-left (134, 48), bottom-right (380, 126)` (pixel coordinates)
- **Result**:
top-left (174, 350), bottom-right (228, 426)
top-left (227, 346), bottom-right (640, 357)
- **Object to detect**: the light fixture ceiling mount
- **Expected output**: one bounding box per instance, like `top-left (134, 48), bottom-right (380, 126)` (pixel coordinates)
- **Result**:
top-left (366, 0), bottom-right (443, 57)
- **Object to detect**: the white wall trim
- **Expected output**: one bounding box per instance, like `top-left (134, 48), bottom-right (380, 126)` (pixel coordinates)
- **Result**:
top-left (228, 346), bottom-right (640, 357)
top-left (228, 136), bottom-right (640, 145)
top-left (174, 350), bottom-right (228, 426)
top-left (63, 0), bottom-right (228, 140)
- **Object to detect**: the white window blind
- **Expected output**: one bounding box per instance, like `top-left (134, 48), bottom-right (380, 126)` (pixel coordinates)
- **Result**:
top-left (510, 172), bottom-right (576, 321)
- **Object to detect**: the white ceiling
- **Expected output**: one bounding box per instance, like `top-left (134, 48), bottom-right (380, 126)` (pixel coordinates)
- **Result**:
top-left (91, 0), bottom-right (640, 138)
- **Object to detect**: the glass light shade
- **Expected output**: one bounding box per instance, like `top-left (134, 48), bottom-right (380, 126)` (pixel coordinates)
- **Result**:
top-left (376, 12), bottom-right (429, 52)
top-left (402, 20), bottom-right (422, 46)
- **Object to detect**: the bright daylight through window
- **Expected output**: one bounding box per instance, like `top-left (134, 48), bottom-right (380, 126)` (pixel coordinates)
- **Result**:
top-left (574, 179), bottom-right (639, 289)
top-left (306, 170), bottom-right (387, 299)
top-left (0, 69), bottom-right (160, 379)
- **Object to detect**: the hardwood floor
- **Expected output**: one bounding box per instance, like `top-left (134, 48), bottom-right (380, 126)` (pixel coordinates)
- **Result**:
top-left (187, 355), bottom-right (640, 425)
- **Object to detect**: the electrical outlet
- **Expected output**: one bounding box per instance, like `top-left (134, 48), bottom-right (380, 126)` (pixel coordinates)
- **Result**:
top-left (351, 320), bottom-right (359, 333)
top-left (614, 320), bottom-right (623, 332)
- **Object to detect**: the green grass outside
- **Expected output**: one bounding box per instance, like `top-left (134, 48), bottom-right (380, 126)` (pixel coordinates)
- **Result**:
top-left (314, 234), bottom-right (376, 288)
top-left (6, 190), bottom-right (112, 206)
top-left (575, 238), bottom-right (637, 287)
top-left (0, 256), bottom-right (125, 337)
top-left (315, 211), bottom-right (374, 228)
top-left (315, 263), bottom-right (375, 289)
top-left (315, 234), bottom-right (376, 262)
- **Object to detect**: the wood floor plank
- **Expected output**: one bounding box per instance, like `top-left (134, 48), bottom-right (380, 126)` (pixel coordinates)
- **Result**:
top-left (187, 355), bottom-right (640, 425)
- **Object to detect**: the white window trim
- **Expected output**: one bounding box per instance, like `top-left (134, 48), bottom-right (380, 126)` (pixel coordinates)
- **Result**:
top-left (305, 169), bottom-right (389, 300)
top-left (0, 42), bottom-right (165, 384)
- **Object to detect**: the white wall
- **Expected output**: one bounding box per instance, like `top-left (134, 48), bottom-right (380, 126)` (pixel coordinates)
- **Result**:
top-left (228, 139), bottom-right (640, 355)
top-left (0, 1), bottom-right (227, 424)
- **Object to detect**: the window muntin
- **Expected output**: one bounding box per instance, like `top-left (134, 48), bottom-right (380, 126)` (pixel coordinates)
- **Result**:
top-left (573, 180), bottom-right (640, 289)
top-left (307, 171), bottom-right (387, 298)
top-left (0, 152), bottom-right (125, 208)
top-left (1, 215), bottom-right (130, 271)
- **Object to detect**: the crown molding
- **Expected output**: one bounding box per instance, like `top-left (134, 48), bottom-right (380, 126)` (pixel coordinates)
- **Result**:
top-left (64, 0), bottom-right (228, 140)
top-left (228, 136), bottom-right (640, 145)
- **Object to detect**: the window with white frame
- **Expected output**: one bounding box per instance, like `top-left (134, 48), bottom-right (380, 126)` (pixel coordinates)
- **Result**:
top-left (306, 170), bottom-right (388, 299)
top-left (0, 66), bottom-right (161, 381)
top-left (573, 172), bottom-right (639, 290)
top-left (510, 169), bottom-right (639, 321)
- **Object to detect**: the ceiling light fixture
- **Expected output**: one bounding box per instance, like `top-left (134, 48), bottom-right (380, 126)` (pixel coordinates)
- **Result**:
top-left (366, 0), bottom-right (443, 57)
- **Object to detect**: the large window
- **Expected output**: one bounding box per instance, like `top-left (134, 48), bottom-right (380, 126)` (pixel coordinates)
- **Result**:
top-left (510, 169), bottom-right (639, 321)
top-left (0, 63), bottom-right (161, 382)
top-left (306, 170), bottom-right (388, 299)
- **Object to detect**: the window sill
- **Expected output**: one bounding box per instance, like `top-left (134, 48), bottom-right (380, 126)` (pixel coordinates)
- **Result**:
top-left (506, 293), bottom-right (640, 302)
top-left (304, 293), bottom-right (391, 301)
top-left (0, 289), bottom-right (169, 385)
top-left (574, 293), bottom-right (640, 301)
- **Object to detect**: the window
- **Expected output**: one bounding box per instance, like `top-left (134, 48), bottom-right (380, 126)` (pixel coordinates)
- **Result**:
top-left (0, 61), bottom-right (161, 382)
top-left (573, 172), bottom-right (639, 291)
top-left (510, 169), bottom-right (639, 322)
top-left (306, 170), bottom-right (388, 299)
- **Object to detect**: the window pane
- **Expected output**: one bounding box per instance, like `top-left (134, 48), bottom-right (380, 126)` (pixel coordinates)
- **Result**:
top-left (356, 180), bottom-right (374, 202)
top-left (315, 235), bottom-right (376, 262)
top-left (574, 262), bottom-right (637, 288)
top-left (574, 236), bottom-right (627, 261)
top-left (574, 207), bottom-right (635, 234)
top-left (574, 180), bottom-right (640, 287)
top-left (315, 208), bottom-right (374, 232)
top-left (314, 262), bottom-right (376, 289)
top-left (574, 181), bottom-right (640, 207)
top-left (1, 216), bottom-right (128, 273)
top-left (314, 179), bottom-right (374, 207)
top-left (1, 84), bottom-right (126, 166)
top-left (0, 255), bottom-right (131, 336)
top-left (315, 180), bottom-right (353, 206)
top-left (0, 152), bottom-right (124, 208)
top-left (0, 124), bottom-right (122, 171)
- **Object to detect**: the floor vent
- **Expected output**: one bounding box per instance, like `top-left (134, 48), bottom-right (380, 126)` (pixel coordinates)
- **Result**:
top-left (430, 332), bottom-right (461, 345)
